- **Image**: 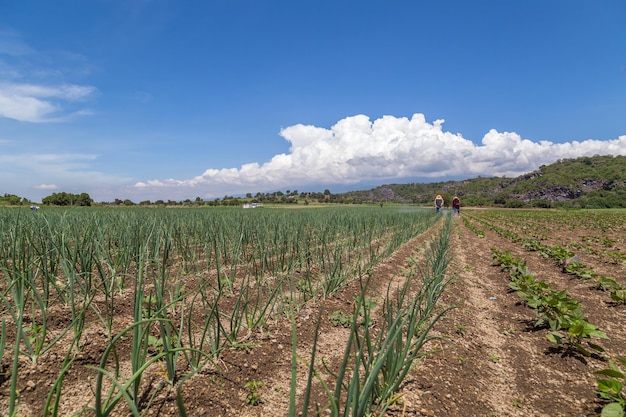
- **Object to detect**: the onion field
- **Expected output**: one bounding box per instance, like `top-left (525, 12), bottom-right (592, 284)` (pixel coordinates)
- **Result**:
top-left (0, 206), bottom-right (453, 416)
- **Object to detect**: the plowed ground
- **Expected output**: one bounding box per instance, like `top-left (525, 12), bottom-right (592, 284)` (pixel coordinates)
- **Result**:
top-left (2, 212), bottom-right (625, 416)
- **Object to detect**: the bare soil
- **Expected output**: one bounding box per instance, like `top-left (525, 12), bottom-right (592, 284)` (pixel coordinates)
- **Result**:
top-left (2, 212), bottom-right (625, 416)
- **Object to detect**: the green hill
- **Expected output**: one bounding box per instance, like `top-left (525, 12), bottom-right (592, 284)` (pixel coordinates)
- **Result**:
top-left (336, 155), bottom-right (626, 209)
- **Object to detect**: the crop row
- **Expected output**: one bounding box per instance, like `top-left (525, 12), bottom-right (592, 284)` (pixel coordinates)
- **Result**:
top-left (0, 206), bottom-right (448, 416)
top-left (292, 215), bottom-right (454, 416)
top-left (470, 209), bottom-right (626, 234)
top-left (464, 213), bottom-right (625, 306)
top-left (490, 248), bottom-right (625, 416)
top-left (468, 209), bottom-right (626, 265)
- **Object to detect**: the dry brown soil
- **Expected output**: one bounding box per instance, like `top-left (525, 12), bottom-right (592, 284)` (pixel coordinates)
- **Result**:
top-left (2, 212), bottom-right (625, 416)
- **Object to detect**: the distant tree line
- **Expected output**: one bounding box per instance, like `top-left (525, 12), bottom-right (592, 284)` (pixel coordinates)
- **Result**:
top-left (101, 189), bottom-right (335, 207)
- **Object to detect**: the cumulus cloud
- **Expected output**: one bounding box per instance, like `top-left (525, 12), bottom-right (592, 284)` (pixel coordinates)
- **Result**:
top-left (0, 82), bottom-right (97, 122)
top-left (134, 113), bottom-right (626, 196)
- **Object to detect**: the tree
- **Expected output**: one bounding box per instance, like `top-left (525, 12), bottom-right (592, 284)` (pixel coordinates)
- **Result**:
top-left (42, 192), bottom-right (92, 206)
top-left (77, 193), bottom-right (93, 206)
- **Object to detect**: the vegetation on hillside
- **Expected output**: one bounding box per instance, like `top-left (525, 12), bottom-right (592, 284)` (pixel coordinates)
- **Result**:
top-left (0, 194), bottom-right (31, 206)
top-left (338, 155), bottom-right (626, 208)
top-left (2, 155), bottom-right (625, 208)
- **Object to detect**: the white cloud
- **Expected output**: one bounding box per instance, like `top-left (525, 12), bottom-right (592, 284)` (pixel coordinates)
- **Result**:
top-left (0, 82), bottom-right (97, 122)
top-left (7, 83), bottom-right (96, 100)
top-left (0, 30), bottom-right (97, 123)
top-left (134, 113), bottom-right (626, 197)
top-left (34, 184), bottom-right (59, 190)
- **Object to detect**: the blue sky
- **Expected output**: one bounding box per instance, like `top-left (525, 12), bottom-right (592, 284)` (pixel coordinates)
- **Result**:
top-left (1, 0), bottom-right (625, 202)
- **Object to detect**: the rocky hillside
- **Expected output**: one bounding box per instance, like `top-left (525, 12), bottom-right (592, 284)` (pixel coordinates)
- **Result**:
top-left (337, 155), bottom-right (626, 208)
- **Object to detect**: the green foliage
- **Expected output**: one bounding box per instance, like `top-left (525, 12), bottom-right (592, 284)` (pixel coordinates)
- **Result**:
top-left (0, 193), bottom-right (29, 206)
top-left (564, 261), bottom-right (597, 280)
top-left (1, 206), bottom-right (443, 415)
top-left (462, 217), bottom-right (484, 237)
top-left (540, 245), bottom-right (574, 265)
top-left (329, 310), bottom-right (352, 328)
top-left (292, 217), bottom-right (454, 417)
top-left (547, 309), bottom-right (608, 356)
top-left (244, 380), bottom-right (264, 405)
top-left (597, 276), bottom-right (623, 292)
top-left (521, 238), bottom-right (543, 251)
top-left (491, 247), bottom-right (608, 355)
top-left (42, 192), bottom-right (93, 206)
top-left (485, 210), bottom-right (625, 307)
top-left (595, 357), bottom-right (626, 416)
top-left (610, 289), bottom-right (626, 305)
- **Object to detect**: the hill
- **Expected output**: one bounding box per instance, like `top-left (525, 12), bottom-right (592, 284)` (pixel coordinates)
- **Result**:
top-left (3, 155), bottom-right (625, 208)
top-left (336, 155), bottom-right (626, 208)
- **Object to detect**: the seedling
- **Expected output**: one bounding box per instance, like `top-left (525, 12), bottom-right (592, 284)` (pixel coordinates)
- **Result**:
top-left (564, 261), bottom-right (596, 280)
top-left (329, 311), bottom-right (352, 328)
top-left (296, 279), bottom-right (312, 296)
top-left (147, 335), bottom-right (164, 354)
top-left (595, 357), bottom-right (626, 415)
top-left (502, 327), bottom-right (516, 336)
top-left (596, 276), bottom-right (622, 292)
top-left (602, 237), bottom-right (615, 248)
top-left (546, 310), bottom-right (608, 356)
top-left (245, 380), bottom-right (264, 406)
top-left (610, 289), bottom-right (626, 305)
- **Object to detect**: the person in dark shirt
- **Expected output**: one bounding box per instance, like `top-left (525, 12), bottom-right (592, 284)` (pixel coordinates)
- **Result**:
top-left (452, 196), bottom-right (461, 216)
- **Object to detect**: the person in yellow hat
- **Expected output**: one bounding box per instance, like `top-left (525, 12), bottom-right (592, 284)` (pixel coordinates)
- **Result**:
top-left (434, 194), bottom-right (444, 213)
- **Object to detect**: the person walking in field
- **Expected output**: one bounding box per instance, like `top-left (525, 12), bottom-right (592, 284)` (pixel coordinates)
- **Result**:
top-left (452, 195), bottom-right (461, 216)
top-left (434, 194), bottom-right (444, 213)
